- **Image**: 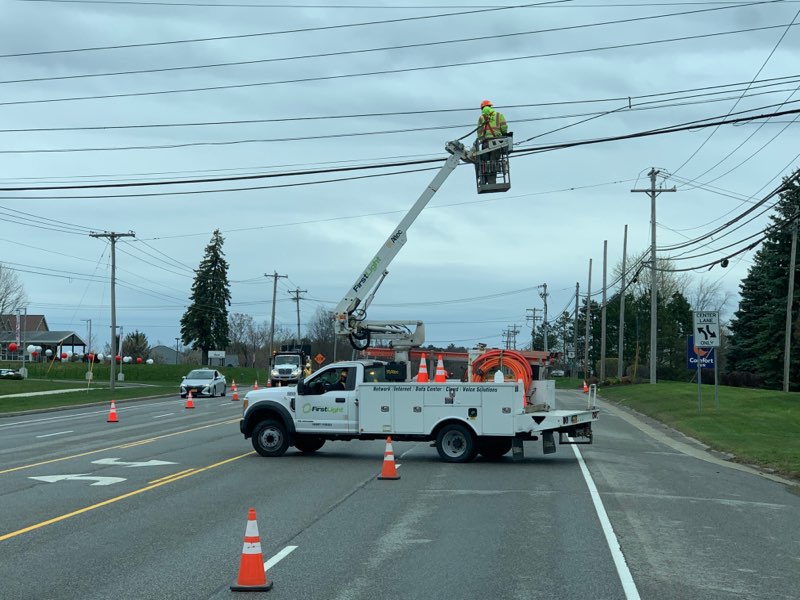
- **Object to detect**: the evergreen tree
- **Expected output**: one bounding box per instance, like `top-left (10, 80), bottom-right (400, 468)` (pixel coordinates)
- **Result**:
top-left (180, 230), bottom-right (231, 364)
top-left (121, 330), bottom-right (151, 359)
top-left (728, 172), bottom-right (800, 388)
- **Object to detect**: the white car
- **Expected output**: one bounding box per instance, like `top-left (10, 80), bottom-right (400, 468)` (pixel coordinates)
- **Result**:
top-left (181, 369), bottom-right (226, 398)
top-left (550, 369), bottom-right (565, 377)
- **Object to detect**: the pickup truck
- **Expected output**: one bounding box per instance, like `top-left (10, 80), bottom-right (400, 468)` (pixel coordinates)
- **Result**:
top-left (240, 360), bottom-right (598, 463)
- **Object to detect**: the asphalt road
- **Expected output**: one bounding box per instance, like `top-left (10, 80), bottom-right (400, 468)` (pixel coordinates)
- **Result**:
top-left (0, 389), bottom-right (798, 599)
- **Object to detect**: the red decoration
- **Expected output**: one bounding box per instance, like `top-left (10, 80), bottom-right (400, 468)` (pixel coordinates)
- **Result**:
top-left (88, 353), bottom-right (95, 362)
top-left (115, 355), bottom-right (121, 363)
top-left (31, 351), bottom-right (38, 357)
top-left (136, 357), bottom-right (143, 364)
top-left (61, 352), bottom-right (68, 359)
top-left (8, 342), bottom-right (17, 352)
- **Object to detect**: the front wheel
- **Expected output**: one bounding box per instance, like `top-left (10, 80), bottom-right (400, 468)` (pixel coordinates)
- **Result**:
top-left (435, 423), bottom-right (478, 463)
top-left (294, 436), bottom-right (325, 453)
top-left (252, 420), bottom-right (290, 457)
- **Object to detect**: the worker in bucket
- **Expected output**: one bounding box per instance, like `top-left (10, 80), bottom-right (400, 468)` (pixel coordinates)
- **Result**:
top-left (476, 100), bottom-right (508, 184)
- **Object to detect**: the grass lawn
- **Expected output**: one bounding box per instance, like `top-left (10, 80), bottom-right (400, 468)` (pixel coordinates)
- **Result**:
top-left (599, 382), bottom-right (800, 479)
top-left (553, 376), bottom-right (584, 390)
top-left (0, 380), bottom-right (176, 413)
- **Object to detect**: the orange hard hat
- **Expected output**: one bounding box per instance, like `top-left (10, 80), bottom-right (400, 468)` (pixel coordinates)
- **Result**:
top-left (480, 100), bottom-right (493, 108)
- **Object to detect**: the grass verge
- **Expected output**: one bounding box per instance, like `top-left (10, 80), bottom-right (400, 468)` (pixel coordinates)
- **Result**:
top-left (599, 382), bottom-right (800, 480)
top-left (0, 382), bottom-right (176, 413)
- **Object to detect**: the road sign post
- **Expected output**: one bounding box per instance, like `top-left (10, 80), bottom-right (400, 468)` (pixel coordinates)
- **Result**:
top-left (693, 311), bottom-right (720, 413)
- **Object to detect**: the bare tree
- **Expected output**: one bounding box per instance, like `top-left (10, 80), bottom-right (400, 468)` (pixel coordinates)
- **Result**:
top-left (245, 319), bottom-right (270, 368)
top-left (690, 276), bottom-right (735, 318)
top-left (0, 263), bottom-right (28, 317)
top-left (612, 250), bottom-right (690, 299)
top-left (228, 313), bottom-right (254, 367)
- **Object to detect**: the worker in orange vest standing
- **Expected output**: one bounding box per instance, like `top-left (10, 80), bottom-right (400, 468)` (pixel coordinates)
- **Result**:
top-left (476, 100), bottom-right (509, 185)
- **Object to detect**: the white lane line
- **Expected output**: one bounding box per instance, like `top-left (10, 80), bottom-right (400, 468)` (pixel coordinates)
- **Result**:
top-left (264, 545), bottom-right (297, 571)
top-left (571, 444), bottom-right (641, 600)
top-left (153, 413), bottom-right (174, 419)
top-left (399, 443), bottom-right (422, 459)
top-left (35, 430), bottom-right (73, 438)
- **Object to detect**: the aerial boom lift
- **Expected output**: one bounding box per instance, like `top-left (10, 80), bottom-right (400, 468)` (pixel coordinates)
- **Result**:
top-left (333, 136), bottom-right (512, 360)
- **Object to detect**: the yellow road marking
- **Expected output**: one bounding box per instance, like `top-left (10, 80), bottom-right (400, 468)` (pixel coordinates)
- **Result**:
top-left (0, 451), bottom-right (255, 542)
top-left (148, 468), bottom-right (195, 484)
top-left (118, 440), bottom-right (154, 449)
top-left (0, 418), bottom-right (240, 475)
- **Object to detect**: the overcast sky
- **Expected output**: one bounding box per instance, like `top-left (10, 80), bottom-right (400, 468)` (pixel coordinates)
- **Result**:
top-left (1, 0), bottom-right (799, 353)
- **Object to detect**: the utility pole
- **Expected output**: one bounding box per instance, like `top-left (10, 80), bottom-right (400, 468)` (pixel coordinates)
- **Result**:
top-left (90, 230), bottom-right (135, 390)
top-left (510, 324), bottom-right (520, 350)
top-left (573, 282), bottom-right (579, 377)
top-left (784, 219), bottom-right (798, 392)
top-left (600, 240), bottom-right (608, 381)
top-left (618, 225), bottom-right (628, 380)
top-left (288, 288), bottom-right (307, 347)
top-left (632, 168), bottom-right (676, 384)
top-left (175, 337), bottom-right (180, 365)
top-left (81, 319), bottom-right (92, 354)
top-left (584, 259), bottom-right (592, 380)
top-left (264, 272), bottom-right (288, 362)
top-left (526, 308), bottom-right (538, 350)
top-left (539, 284), bottom-right (549, 353)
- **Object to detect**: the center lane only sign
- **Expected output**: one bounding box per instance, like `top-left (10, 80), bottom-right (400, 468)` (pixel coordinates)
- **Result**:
top-left (692, 311), bottom-right (720, 348)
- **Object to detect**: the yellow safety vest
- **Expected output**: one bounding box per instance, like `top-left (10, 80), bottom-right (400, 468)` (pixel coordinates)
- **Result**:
top-left (477, 110), bottom-right (508, 139)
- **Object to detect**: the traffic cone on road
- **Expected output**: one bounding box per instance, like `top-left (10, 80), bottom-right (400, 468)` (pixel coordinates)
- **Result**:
top-left (231, 380), bottom-right (237, 393)
top-left (185, 390), bottom-right (195, 409)
top-left (254, 380), bottom-right (259, 391)
top-left (378, 437), bottom-right (400, 480)
top-left (232, 389), bottom-right (239, 402)
top-left (416, 353), bottom-right (429, 383)
top-left (230, 507), bottom-right (273, 592)
top-left (266, 379), bottom-right (272, 388)
top-left (433, 355), bottom-right (447, 383)
top-left (582, 380), bottom-right (589, 394)
top-left (107, 400), bottom-right (119, 423)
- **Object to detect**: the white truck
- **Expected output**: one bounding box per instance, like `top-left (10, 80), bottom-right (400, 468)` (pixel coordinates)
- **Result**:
top-left (240, 359), bottom-right (598, 462)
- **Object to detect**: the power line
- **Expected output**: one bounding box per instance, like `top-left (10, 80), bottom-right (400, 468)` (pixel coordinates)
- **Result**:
top-left (1, 2), bottom-right (776, 85)
top-left (4, 21), bottom-right (798, 107)
top-left (0, 1), bottom-right (568, 59)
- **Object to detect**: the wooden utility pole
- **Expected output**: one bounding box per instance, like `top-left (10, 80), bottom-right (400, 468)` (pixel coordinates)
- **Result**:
top-left (90, 230), bottom-right (135, 390)
top-left (573, 282), bottom-right (579, 377)
top-left (600, 240), bottom-right (608, 381)
top-left (632, 169), bottom-right (676, 384)
top-left (264, 272), bottom-right (288, 362)
top-left (618, 225), bottom-right (628, 380)
top-left (584, 259), bottom-right (592, 379)
top-left (784, 220), bottom-right (798, 392)
top-left (288, 288), bottom-right (307, 347)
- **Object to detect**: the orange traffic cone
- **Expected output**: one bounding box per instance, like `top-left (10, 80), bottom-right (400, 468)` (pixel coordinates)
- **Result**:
top-left (232, 389), bottom-right (239, 402)
top-left (378, 436), bottom-right (400, 480)
top-left (583, 381), bottom-right (589, 394)
top-left (254, 380), bottom-right (259, 391)
top-left (416, 353), bottom-right (429, 383)
top-left (107, 400), bottom-right (119, 423)
top-left (230, 507), bottom-right (273, 592)
top-left (185, 390), bottom-right (195, 409)
top-left (231, 380), bottom-right (237, 393)
top-left (433, 355), bottom-right (447, 383)
top-left (266, 379), bottom-right (272, 388)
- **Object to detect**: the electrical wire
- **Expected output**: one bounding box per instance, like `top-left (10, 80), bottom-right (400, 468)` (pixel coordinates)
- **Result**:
top-left (4, 21), bottom-right (798, 107)
top-left (1, 2), bottom-right (776, 86)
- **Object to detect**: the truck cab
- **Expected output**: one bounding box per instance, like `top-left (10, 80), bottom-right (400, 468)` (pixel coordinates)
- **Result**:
top-left (269, 352), bottom-right (305, 387)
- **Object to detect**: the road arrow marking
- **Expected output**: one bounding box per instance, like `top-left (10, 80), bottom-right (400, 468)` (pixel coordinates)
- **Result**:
top-left (91, 458), bottom-right (177, 468)
top-left (29, 474), bottom-right (126, 486)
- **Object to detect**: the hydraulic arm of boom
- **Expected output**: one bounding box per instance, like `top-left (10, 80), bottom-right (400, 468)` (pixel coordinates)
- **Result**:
top-left (333, 139), bottom-right (470, 352)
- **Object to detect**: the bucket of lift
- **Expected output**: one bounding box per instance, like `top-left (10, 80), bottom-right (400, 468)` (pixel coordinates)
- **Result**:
top-left (474, 133), bottom-right (512, 194)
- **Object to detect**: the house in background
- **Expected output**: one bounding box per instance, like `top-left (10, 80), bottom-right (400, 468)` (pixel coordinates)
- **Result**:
top-left (0, 314), bottom-right (86, 361)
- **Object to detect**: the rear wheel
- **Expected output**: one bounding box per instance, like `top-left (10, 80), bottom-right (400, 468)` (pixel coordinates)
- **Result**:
top-left (252, 420), bottom-right (290, 457)
top-left (435, 423), bottom-right (478, 463)
top-left (294, 436), bottom-right (325, 453)
top-left (478, 437), bottom-right (512, 459)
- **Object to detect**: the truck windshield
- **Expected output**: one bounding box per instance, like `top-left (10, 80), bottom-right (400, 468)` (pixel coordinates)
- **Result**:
top-left (275, 356), bottom-right (300, 365)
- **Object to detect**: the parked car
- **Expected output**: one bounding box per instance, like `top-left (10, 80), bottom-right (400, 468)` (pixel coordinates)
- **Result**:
top-left (550, 369), bottom-right (565, 377)
top-left (180, 369), bottom-right (226, 398)
top-left (0, 368), bottom-right (23, 380)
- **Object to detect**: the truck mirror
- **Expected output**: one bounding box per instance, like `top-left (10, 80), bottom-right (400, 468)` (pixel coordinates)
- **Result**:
top-left (296, 379), bottom-right (306, 395)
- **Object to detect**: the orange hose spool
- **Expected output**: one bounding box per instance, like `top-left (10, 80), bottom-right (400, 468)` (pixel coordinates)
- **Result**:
top-left (470, 349), bottom-right (533, 400)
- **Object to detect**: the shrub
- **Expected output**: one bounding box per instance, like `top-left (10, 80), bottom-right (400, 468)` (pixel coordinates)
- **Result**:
top-left (721, 371), bottom-right (763, 388)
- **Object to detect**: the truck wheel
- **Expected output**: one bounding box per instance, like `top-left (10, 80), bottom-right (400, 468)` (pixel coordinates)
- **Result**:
top-left (294, 436), bottom-right (325, 453)
top-left (478, 437), bottom-right (512, 459)
top-left (435, 423), bottom-right (478, 463)
top-left (252, 420), bottom-right (290, 457)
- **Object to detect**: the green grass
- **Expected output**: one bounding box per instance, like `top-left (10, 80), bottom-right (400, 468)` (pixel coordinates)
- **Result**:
top-left (599, 382), bottom-right (800, 479)
top-left (0, 382), bottom-right (177, 413)
top-left (553, 376), bottom-right (584, 390)
top-left (0, 379), bottom-right (100, 395)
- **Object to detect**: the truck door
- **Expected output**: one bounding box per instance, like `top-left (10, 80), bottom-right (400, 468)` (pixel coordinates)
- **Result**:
top-left (295, 367), bottom-right (357, 433)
